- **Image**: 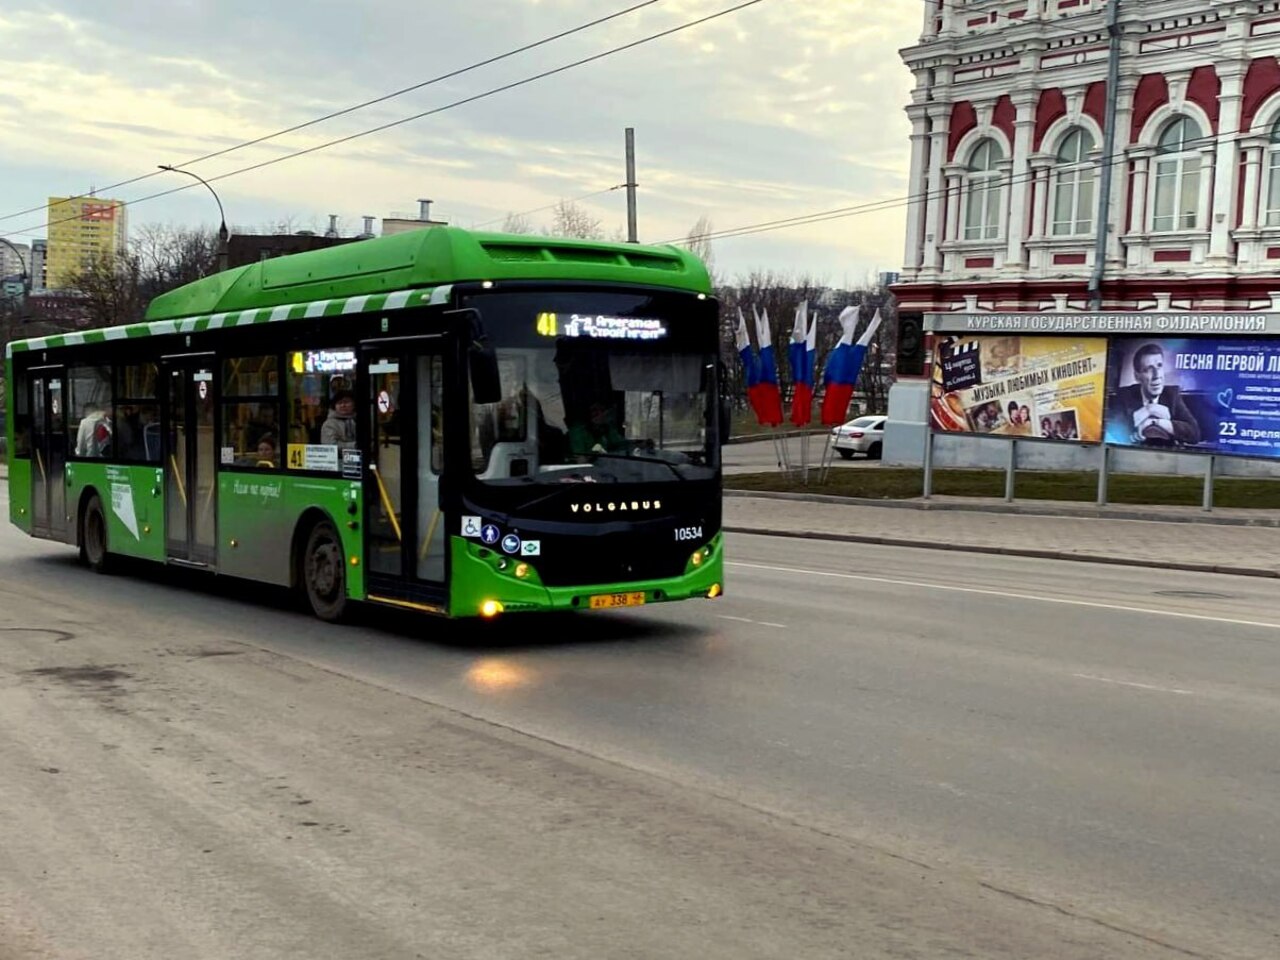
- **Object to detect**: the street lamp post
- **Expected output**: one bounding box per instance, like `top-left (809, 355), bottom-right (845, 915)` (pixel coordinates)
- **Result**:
top-left (158, 165), bottom-right (229, 273)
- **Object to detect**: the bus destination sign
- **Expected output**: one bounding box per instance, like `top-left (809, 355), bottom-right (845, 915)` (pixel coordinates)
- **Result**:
top-left (536, 311), bottom-right (668, 340)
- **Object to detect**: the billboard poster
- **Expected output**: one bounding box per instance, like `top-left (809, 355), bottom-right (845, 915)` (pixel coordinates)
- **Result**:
top-left (1104, 337), bottom-right (1280, 458)
top-left (930, 334), bottom-right (1107, 441)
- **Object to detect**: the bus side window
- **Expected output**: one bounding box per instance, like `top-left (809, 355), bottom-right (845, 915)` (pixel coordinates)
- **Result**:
top-left (222, 355), bottom-right (280, 469)
top-left (12, 368), bottom-right (31, 458)
top-left (117, 363), bottom-right (160, 463)
top-left (69, 365), bottom-right (114, 459)
top-left (286, 349), bottom-right (357, 467)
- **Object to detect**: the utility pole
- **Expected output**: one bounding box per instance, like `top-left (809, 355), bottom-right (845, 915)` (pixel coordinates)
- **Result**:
top-left (1089, 0), bottom-right (1122, 311)
top-left (625, 127), bottom-right (638, 243)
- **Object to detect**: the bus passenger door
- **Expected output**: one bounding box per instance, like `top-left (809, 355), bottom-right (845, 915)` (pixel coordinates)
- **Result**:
top-left (162, 357), bottom-right (217, 566)
top-left (361, 346), bottom-right (446, 603)
top-left (28, 368), bottom-right (67, 541)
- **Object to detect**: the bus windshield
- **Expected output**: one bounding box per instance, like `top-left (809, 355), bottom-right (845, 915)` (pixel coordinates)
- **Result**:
top-left (466, 290), bottom-right (718, 485)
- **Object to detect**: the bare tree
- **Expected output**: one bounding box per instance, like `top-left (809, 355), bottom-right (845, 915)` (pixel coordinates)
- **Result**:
top-left (500, 212), bottom-right (534, 234)
top-left (64, 223), bottom-right (219, 328)
top-left (680, 215), bottom-right (717, 286)
top-left (549, 199), bottom-right (603, 240)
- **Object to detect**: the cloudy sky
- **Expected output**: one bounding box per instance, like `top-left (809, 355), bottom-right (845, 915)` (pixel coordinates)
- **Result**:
top-left (0, 1), bottom-right (923, 287)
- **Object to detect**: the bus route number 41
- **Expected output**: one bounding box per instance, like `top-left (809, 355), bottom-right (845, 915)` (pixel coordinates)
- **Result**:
top-left (674, 526), bottom-right (703, 542)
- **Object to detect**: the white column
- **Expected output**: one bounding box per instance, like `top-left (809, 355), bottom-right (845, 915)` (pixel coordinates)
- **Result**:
top-left (1031, 161), bottom-right (1052, 239)
top-left (1208, 68), bottom-right (1245, 264)
top-left (1241, 142), bottom-right (1265, 231)
top-left (1196, 143), bottom-right (1216, 237)
top-left (945, 164), bottom-right (966, 240)
top-left (902, 105), bottom-right (931, 278)
top-left (938, 0), bottom-right (957, 36)
top-left (920, 104), bottom-right (951, 279)
top-left (1105, 78), bottom-right (1138, 267)
top-left (1127, 149), bottom-right (1152, 268)
top-left (996, 159), bottom-right (1013, 262)
top-left (1004, 92), bottom-right (1038, 271)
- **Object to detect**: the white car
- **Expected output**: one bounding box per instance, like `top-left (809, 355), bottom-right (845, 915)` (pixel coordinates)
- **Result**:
top-left (831, 415), bottom-right (885, 460)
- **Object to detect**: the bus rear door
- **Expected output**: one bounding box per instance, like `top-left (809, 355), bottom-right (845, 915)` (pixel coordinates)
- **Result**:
top-left (162, 355), bottom-right (217, 567)
top-left (28, 367), bottom-right (68, 541)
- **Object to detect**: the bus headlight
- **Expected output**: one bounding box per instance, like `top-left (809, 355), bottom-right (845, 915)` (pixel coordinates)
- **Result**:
top-left (480, 599), bottom-right (504, 618)
top-left (515, 563), bottom-right (531, 579)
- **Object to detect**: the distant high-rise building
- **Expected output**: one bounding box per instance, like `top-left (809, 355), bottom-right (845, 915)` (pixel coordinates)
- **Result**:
top-left (0, 241), bottom-right (30, 280)
top-left (45, 195), bottom-right (128, 290)
top-left (30, 239), bottom-right (47, 291)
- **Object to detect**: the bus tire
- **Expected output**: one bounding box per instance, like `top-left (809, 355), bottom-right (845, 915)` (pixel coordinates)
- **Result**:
top-left (302, 519), bottom-right (347, 622)
top-left (80, 494), bottom-right (111, 574)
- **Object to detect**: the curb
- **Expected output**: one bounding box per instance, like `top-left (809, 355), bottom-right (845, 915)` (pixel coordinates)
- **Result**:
top-left (723, 525), bottom-right (1280, 580)
top-left (723, 488), bottom-right (1280, 528)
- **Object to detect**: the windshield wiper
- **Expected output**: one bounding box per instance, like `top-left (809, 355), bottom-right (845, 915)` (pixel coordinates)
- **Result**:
top-left (589, 452), bottom-right (686, 481)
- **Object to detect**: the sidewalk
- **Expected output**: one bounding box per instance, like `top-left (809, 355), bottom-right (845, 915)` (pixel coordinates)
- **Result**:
top-left (724, 491), bottom-right (1280, 578)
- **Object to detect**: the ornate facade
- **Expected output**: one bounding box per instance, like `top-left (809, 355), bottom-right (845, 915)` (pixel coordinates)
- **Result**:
top-left (894, 0), bottom-right (1280, 315)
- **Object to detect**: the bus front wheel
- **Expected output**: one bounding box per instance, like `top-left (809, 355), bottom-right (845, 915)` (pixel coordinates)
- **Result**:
top-left (80, 494), bottom-right (111, 574)
top-left (302, 520), bottom-right (348, 622)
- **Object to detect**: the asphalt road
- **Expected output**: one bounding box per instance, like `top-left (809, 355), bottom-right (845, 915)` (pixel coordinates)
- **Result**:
top-left (1, 480), bottom-right (1278, 959)
top-left (722, 435), bottom-right (882, 474)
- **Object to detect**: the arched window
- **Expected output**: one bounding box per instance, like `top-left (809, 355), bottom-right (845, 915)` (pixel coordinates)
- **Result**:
top-left (1265, 118), bottom-right (1280, 227)
top-left (963, 138), bottom-right (1003, 241)
top-left (1152, 116), bottom-right (1204, 232)
top-left (1051, 127), bottom-right (1096, 236)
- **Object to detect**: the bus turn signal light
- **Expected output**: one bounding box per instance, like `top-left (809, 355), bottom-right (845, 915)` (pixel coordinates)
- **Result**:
top-left (708, 584), bottom-right (722, 598)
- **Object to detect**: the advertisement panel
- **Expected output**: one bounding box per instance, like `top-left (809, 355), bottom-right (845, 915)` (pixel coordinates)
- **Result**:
top-left (930, 334), bottom-right (1107, 441)
top-left (1104, 337), bottom-right (1280, 458)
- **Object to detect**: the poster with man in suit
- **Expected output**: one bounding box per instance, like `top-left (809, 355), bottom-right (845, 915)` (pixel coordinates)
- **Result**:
top-left (1104, 337), bottom-right (1280, 456)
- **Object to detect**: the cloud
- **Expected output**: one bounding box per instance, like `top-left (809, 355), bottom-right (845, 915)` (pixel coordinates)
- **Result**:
top-left (0, 0), bottom-right (921, 283)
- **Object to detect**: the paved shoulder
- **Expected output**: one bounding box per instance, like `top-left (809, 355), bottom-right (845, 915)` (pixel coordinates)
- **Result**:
top-left (724, 494), bottom-right (1280, 577)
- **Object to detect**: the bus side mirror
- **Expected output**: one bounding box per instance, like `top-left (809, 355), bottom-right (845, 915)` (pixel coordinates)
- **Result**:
top-left (469, 339), bottom-right (502, 405)
top-left (447, 307), bottom-right (503, 404)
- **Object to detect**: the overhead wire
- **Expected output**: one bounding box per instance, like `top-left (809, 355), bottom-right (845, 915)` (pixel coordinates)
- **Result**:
top-left (471, 184), bottom-right (626, 229)
top-left (0, 0), bottom-right (664, 227)
top-left (1, 0), bottom-right (770, 244)
top-left (663, 123), bottom-right (1257, 245)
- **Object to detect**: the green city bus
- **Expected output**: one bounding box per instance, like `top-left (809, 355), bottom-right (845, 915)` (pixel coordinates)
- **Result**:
top-left (3, 226), bottom-right (726, 621)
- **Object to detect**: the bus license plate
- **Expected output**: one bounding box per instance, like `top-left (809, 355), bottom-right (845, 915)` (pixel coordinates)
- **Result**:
top-left (588, 592), bottom-right (646, 609)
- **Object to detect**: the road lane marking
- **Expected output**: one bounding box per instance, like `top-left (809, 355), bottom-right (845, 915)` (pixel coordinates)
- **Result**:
top-left (717, 615), bottom-right (786, 629)
top-left (727, 560), bottom-right (1280, 632)
top-left (1072, 674), bottom-right (1198, 696)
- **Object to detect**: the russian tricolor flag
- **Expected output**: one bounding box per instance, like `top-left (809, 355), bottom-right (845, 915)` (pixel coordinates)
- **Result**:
top-left (820, 307), bottom-right (882, 426)
top-left (788, 300), bottom-right (816, 426)
top-left (748, 305), bottom-right (783, 426)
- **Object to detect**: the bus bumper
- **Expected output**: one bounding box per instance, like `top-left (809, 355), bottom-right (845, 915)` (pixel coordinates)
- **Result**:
top-left (449, 533), bottom-right (724, 618)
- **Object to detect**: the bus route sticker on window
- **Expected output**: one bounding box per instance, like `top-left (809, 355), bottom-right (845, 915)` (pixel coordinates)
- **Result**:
top-left (341, 449), bottom-right (362, 479)
top-left (287, 444), bottom-right (340, 472)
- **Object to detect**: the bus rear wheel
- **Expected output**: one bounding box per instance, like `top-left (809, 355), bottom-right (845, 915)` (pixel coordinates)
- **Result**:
top-left (302, 520), bottom-right (348, 622)
top-left (80, 494), bottom-right (111, 574)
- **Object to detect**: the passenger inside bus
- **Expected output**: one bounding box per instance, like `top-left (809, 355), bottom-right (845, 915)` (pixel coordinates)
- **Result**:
top-left (322, 389), bottom-right (357, 450)
top-left (256, 433), bottom-right (278, 468)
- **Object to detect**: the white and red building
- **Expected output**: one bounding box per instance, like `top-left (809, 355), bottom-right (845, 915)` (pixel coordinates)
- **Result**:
top-left (894, 0), bottom-right (1280, 315)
